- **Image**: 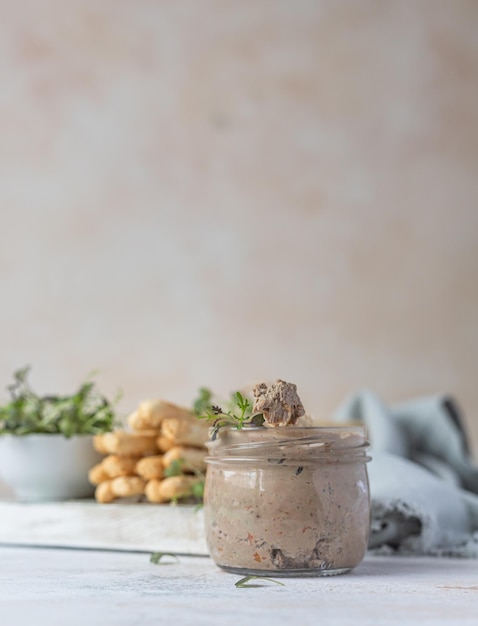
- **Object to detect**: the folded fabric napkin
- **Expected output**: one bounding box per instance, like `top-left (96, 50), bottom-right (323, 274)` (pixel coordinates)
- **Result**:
top-left (333, 391), bottom-right (478, 557)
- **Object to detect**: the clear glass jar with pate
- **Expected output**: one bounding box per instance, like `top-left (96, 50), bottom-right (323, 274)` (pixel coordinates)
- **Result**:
top-left (204, 426), bottom-right (371, 577)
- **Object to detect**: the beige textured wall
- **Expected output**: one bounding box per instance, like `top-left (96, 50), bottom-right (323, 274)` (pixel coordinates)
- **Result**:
top-left (1, 1), bottom-right (478, 447)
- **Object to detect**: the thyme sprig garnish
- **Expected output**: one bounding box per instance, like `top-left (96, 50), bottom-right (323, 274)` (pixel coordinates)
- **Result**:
top-left (164, 458), bottom-right (186, 478)
top-left (198, 391), bottom-right (264, 438)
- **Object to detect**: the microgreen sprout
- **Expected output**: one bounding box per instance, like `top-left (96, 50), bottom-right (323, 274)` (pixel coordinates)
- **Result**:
top-left (235, 575), bottom-right (285, 588)
top-left (0, 366), bottom-right (117, 437)
top-left (150, 552), bottom-right (180, 565)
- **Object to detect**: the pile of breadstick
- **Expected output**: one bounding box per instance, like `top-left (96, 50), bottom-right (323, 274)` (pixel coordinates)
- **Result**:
top-left (89, 399), bottom-right (209, 504)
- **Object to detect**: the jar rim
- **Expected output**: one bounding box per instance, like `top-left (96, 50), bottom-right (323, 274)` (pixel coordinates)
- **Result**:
top-left (208, 424), bottom-right (367, 433)
top-left (206, 424), bottom-right (370, 459)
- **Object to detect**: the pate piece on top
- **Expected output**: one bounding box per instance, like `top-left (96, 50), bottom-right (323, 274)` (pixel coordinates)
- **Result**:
top-left (252, 379), bottom-right (305, 427)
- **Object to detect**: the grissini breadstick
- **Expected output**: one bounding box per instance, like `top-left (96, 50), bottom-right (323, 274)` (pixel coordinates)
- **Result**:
top-left (144, 475), bottom-right (200, 504)
top-left (127, 400), bottom-right (194, 431)
top-left (162, 446), bottom-right (206, 473)
top-left (89, 463), bottom-right (110, 485)
top-left (161, 415), bottom-right (209, 448)
top-left (144, 479), bottom-right (165, 503)
top-left (93, 431), bottom-right (158, 457)
top-left (102, 454), bottom-right (138, 477)
top-left (158, 475), bottom-right (201, 500)
top-left (125, 428), bottom-right (162, 437)
top-left (135, 455), bottom-right (164, 480)
top-left (92, 434), bottom-right (110, 455)
top-left (95, 480), bottom-right (116, 503)
top-left (156, 435), bottom-right (175, 452)
top-left (110, 476), bottom-right (146, 497)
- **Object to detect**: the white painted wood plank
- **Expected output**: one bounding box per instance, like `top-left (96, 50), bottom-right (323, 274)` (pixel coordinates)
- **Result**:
top-left (0, 499), bottom-right (208, 555)
top-left (1, 548), bottom-right (477, 626)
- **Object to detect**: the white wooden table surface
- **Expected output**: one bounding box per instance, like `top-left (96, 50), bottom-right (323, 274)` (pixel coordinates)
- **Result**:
top-left (0, 546), bottom-right (476, 626)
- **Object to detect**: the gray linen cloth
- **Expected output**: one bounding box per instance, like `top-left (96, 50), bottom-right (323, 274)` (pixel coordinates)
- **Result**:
top-left (334, 391), bottom-right (478, 556)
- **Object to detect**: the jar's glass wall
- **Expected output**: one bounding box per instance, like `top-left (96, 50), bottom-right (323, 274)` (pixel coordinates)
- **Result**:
top-left (204, 427), bottom-right (370, 577)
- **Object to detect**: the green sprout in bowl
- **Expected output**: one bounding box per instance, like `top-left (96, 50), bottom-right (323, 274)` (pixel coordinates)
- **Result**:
top-left (0, 366), bottom-right (118, 437)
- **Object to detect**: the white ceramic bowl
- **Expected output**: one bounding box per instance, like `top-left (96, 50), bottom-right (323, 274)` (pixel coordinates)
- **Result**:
top-left (0, 434), bottom-right (103, 501)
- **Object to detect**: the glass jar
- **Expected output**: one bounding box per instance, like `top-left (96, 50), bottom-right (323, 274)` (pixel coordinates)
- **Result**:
top-left (204, 426), bottom-right (371, 577)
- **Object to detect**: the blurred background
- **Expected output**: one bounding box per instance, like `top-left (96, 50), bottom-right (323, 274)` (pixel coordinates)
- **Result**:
top-left (0, 0), bottom-right (477, 447)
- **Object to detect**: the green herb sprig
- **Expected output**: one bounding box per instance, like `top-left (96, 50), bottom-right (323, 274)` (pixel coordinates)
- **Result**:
top-left (192, 387), bottom-right (213, 416)
top-left (0, 367), bottom-right (117, 437)
top-left (164, 457), bottom-right (205, 507)
top-left (198, 391), bottom-right (264, 439)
